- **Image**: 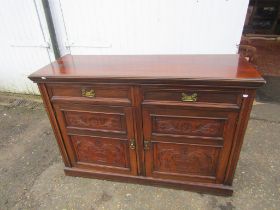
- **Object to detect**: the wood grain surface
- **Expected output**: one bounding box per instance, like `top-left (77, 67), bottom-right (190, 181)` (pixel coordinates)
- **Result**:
top-left (29, 54), bottom-right (265, 85)
top-left (29, 55), bottom-right (265, 195)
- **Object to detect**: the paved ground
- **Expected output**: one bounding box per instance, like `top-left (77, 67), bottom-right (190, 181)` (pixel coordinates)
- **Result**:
top-left (0, 92), bottom-right (279, 210)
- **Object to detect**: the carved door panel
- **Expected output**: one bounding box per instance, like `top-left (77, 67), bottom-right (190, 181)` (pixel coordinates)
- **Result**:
top-left (142, 107), bottom-right (238, 183)
top-left (53, 103), bottom-right (138, 175)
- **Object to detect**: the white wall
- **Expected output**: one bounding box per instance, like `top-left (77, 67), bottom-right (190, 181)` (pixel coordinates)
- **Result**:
top-left (0, 0), bottom-right (249, 94)
top-left (51, 0), bottom-right (249, 56)
top-left (0, 0), bottom-right (55, 94)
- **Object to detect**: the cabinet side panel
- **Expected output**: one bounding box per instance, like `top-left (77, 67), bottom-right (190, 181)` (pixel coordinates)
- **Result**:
top-left (224, 89), bottom-right (256, 185)
top-left (38, 83), bottom-right (71, 167)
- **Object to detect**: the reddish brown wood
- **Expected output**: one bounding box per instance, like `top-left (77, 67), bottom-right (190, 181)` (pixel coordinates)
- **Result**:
top-left (64, 166), bottom-right (234, 196)
top-left (47, 83), bottom-right (132, 106)
top-left (53, 102), bottom-right (138, 175)
top-left (47, 83), bottom-right (131, 100)
top-left (142, 107), bottom-right (238, 184)
top-left (71, 135), bottom-right (129, 168)
top-left (131, 86), bottom-right (145, 175)
top-left (224, 89), bottom-right (257, 185)
top-left (64, 110), bottom-right (126, 132)
top-left (152, 115), bottom-right (225, 137)
top-left (29, 55), bottom-right (264, 85)
top-left (142, 86), bottom-right (243, 106)
top-left (153, 143), bottom-right (220, 177)
top-left (29, 55), bottom-right (265, 196)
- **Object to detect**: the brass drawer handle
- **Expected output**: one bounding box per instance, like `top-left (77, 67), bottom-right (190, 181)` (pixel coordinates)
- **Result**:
top-left (81, 88), bottom-right (95, 98)
top-left (129, 139), bottom-right (136, 150)
top-left (181, 93), bottom-right (198, 102)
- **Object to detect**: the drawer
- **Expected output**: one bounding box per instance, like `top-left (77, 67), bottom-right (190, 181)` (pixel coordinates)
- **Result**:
top-left (47, 83), bottom-right (132, 105)
top-left (142, 86), bottom-right (243, 107)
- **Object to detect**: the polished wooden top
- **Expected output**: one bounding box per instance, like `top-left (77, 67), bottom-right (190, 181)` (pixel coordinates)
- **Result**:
top-left (29, 54), bottom-right (265, 86)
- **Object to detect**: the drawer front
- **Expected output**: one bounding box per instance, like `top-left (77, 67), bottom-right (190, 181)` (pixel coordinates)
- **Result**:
top-left (142, 86), bottom-right (243, 107)
top-left (47, 83), bottom-right (132, 105)
top-left (142, 107), bottom-right (238, 183)
top-left (53, 103), bottom-right (137, 175)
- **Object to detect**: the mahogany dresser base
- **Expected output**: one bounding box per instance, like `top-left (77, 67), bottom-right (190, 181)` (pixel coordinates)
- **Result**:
top-left (29, 55), bottom-right (265, 196)
top-left (64, 167), bottom-right (233, 196)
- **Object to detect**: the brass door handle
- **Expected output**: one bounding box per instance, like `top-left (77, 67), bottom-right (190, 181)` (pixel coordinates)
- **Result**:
top-left (181, 93), bottom-right (198, 102)
top-left (129, 139), bottom-right (136, 150)
top-left (144, 141), bottom-right (150, 150)
top-left (81, 88), bottom-right (95, 98)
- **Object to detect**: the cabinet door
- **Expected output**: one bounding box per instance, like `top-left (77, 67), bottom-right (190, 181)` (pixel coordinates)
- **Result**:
top-left (53, 103), bottom-right (138, 175)
top-left (142, 107), bottom-right (238, 183)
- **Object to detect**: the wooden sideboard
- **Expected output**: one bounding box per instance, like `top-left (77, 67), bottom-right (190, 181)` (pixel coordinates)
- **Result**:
top-left (29, 55), bottom-right (265, 195)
